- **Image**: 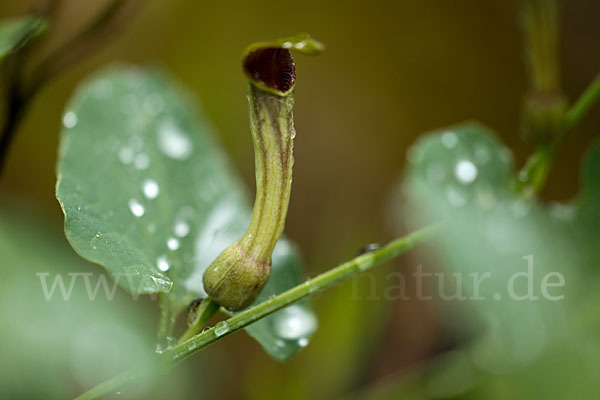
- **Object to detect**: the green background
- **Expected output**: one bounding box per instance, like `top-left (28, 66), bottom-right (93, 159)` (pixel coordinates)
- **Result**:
top-left (1, 1), bottom-right (599, 399)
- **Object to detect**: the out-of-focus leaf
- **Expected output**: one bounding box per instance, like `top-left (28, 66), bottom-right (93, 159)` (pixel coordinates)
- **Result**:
top-left (0, 203), bottom-right (156, 399)
top-left (242, 241), bottom-right (317, 360)
top-left (56, 66), bottom-right (316, 359)
top-left (0, 16), bottom-right (47, 61)
top-left (396, 122), bottom-right (599, 398)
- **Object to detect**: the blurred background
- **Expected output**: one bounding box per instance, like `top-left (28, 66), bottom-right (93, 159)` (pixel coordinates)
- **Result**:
top-left (1, 0), bottom-right (599, 399)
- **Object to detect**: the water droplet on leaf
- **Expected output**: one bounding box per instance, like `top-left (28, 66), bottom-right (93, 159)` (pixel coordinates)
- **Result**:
top-left (142, 179), bottom-right (160, 199)
top-left (118, 147), bottom-right (134, 164)
top-left (455, 160), bottom-right (478, 184)
top-left (134, 153), bottom-right (150, 170)
top-left (157, 255), bottom-right (170, 272)
top-left (441, 131), bottom-right (458, 149)
top-left (63, 111), bottom-right (78, 128)
top-left (158, 118), bottom-right (193, 160)
top-left (128, 198), bottom-right (145, 217)
top-left (167, 237), bottom-right (180, 251)
top-left (446, 186), bottom-right (467, 207)
top-left (174, 220), bottom-right (190, 237)
top-left (272, 305), bottom-right (317, 340)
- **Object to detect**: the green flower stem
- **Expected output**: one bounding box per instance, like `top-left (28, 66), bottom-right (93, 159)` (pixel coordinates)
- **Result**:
top-left (520, 0), bottom-right (561, 94)
top-left (239, 84), bottom-right (295, 263)
top-left (203, 34), bottom-right (323, 311)
top-left (564, 73), bottom-right (600, 131)
top-left (74, 223), bottom-right (440, 400)
top-left (178, 299), bottom-right (220, 343)
top-left (74, 370), bottom-right (146, 400)
top-left (519, 73), bottom-right (600, 195)
top-left (517, 2), bottom-right (600, 195)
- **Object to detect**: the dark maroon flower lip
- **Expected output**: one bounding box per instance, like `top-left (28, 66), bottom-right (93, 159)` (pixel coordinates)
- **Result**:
top-left (241, 33), bottom-right (324, 96)
top-left (243, 47), bottom-right (296, 95)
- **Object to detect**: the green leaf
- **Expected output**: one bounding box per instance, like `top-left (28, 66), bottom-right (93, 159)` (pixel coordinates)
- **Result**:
top-left (56, 65), bottom-right (316, 360)
top-left (240, 241), bottom-right (317, 360)
top-left (0, 16), bottom-right (47, 61)
top-left (397, 122), bottom-right (600, 397)
top-left (0, 202), bottom-right (157, 399)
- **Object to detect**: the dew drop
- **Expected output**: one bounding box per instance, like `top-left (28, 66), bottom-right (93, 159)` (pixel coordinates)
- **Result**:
top-left (157, 255), bottom-right (170, 272)
top-left (174, 220), bottom-right (190, 238)
top-left (518, 170), bottom-right (529, 183)
top-left (91, 79), bottom-right (113, 99)
top-left (455, 160), bottom-right (478, 184)
top-left (128, 198), bottom-right (145, 217)
top-left (446, 186), bottom-right (467, 207)
top-left (357, 243), bottom-right (381, 256)
top-left (134, 153), bottom-right (150, 170)
top-left (157, 119), bottom-right (193, 160)
top-left (474, 144), bottom-right (491, 165)
top-left (118, 147), bottom-right (134, 164)
top-left (148, 273), bottom-right (172, 290)
top-left (143, 93), bottom-right (165, 116)
top-left (298, 337), bottom-right (309, 347)
top-left (167, 237), bottom-right (180, 251)
top-left (142, 179), bottom-right (159, 199)
top-left (214, 321), bottom-right (230, 337)
top-left (63, 111), bottom-right (78, 128)
top-left (273, 305), bottom-right (318, 340)
top-left (441, 132), bottom-right (458, 149)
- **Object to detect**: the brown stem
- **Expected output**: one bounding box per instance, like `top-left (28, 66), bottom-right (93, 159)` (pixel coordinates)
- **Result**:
top-left (0, 0), bottom-right (143, 176)
top-left (28, 0), bottom-right (139, 95)
top-left (0, 84), bottom-right (28, 174)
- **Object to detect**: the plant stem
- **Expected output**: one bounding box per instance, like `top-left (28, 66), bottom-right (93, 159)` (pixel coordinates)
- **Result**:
top-left (28, 0), bottom-right (135, 94)
top-left (0, 0), bottom-right (139, 175)
top-left (518, 73), bottom-right (600, 195)
top-left (0, 87), bottom-right (27, 173)
top-left (74, 223), bottom-right (441, 399)
top-left (564, 73), bottom-right (600, 131)
top-left (74, 370), bottom-right (146, 400)
top-left (520, 0), bottom-right (561, 94)
top-left (178, 299), bottom-right (220, 342)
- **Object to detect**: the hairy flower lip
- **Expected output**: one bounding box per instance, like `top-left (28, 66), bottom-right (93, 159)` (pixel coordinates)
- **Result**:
top-left (242, 33), bottom-right (324, 96)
